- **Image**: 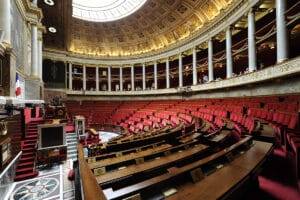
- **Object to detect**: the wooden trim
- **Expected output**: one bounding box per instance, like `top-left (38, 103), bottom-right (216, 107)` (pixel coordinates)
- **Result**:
top-left (78, 144), bottom-right (107, 200)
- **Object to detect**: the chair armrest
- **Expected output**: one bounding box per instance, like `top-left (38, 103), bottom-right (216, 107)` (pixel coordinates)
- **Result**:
top-left (284, 128), bottom-right (300, 135)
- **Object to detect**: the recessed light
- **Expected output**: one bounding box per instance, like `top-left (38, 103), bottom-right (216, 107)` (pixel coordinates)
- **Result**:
top-left (44, 0), bottom-right (54, 6)
top-left (48, 27), bottom-right (57, 33)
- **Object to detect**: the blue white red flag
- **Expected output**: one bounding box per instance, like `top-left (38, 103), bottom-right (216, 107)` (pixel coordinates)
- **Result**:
top-left (15, 73), bottom-right (21, 96)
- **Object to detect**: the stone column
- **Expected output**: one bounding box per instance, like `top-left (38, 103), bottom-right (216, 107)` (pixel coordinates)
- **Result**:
top-left (108, 66), bottom-right (111, 92)
top-left (68, 63), bottom-right (72, 90)
top-left (31, 23), bottom-right (38, 77)
top-left (31, 0), bottom-right (37, 6)
top-left (208, 38), bottom-right (214, 81)
top-left (95, 66), bottom-right (99, 91)
top-left (83, 65), bottom-right (86, 90)
top-left (166, 58), bottom-right (170, 88)
top-left (248, 9), bottom-right (257, 72)
top-left (0, 0), bottom-right (11, 45)
top-left (154, 61), bottom-right (158, 89)
top-left (38, 30), bottom-right (43, 80)
top-left (192, 47), bottom-right (198, 85)
top-left (226, 27), bottom-right (233, 78)
top-left (276, 0), bottom-right (288, 62)
top-left (142, 63), bottom-right (146, 90)
top-left (120, 66), bottom-right (123, 91)
top-left (178, 53), bottom-right (183, 87)
top-left (131, 65), bottom-right (135, 91)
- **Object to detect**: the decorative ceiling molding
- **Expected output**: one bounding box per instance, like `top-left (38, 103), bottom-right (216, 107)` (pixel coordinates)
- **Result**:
top-left (43, 0), bottom-right (261, 66)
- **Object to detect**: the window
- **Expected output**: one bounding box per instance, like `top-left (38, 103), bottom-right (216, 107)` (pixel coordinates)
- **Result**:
top-left (72, 0), bottom-right (147, 22)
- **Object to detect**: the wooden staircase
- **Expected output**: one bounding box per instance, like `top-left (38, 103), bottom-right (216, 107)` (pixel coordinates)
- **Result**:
top-left (14, 120), bottom-right (43, 181)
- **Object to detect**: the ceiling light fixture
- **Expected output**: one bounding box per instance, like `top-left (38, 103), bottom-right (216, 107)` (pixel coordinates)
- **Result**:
top-left (44, 0), bottom-right (54, 6)
top-left (48, 27), bottom-right (57, 33)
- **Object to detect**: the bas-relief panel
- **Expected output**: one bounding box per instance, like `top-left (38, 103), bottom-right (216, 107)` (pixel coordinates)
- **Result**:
top-left (11, 0), bottom-right (24, 71)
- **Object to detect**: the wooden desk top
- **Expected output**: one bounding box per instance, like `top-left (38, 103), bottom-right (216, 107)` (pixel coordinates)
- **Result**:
top-left (89, 143), bottom-right (172, 169)
top-left (74, 115), bottom-right (85, 120)
top-left (167, 141), bottom-right (273, 200)
top-left (89, 128), bottom-right (98, 135)
top-left (179, 132), bottom-right (201, 144)
top-left (96, 143), bottom-right (209, 185)
top-left (208, 130), bottom-right (231, 142)
top-left (102, 136), bottom-right (254, 199)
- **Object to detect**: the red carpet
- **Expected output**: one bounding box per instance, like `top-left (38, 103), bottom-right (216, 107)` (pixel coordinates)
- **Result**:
top-left (66, 125), bottom-right (75, 132)
top-left (14, 121), bottom-right (42, 181)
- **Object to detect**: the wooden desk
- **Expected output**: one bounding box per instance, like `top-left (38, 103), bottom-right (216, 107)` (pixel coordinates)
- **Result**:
top-left (96, 144), bottom-right (209, 186)
top-left (207, 130), bottom-right (231, 143)
top-left (89, 143), bottom-right (172, 170)
top-left (89, 128), bottom-right (98, 135)
top-left (179, 132), bottom-right (201, 144)
top-left (88, 141), bottom-right (166, 162)
top-left (102, 136), bottom-right (254, 199)
top-left (167, 140), bottom-right (273, 200)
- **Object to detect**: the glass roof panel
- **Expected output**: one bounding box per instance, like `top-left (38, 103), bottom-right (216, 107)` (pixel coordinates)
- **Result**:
top-left (72, 0), bottom-right (147, 22)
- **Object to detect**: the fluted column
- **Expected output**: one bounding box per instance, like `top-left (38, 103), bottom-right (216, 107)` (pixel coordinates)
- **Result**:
top-left (31, 23), bottom-right (38, 77)
top-left (108, 66), bottom-right (111, 92)
top-left (83, 65), bottom-right (86, 90)
top-left (226, 27), bottom-right (233, 78)
top-left (166, 58), bottom-right (170, 88)
top-left (0, 0), bottom-right (11, 44)
top-left (179, 53), bottom-right (183, 87)
top-left (95, 66), bottom-right (99, 91)
top-left (154, 61), bottom-right (158, 89)
top-left (119, 66), bottom-right (123, 91)
top-left (192, 47), bottom-right (198, 85)
top-left (248, 9), bottom-right (257, 72)
top-left (38, 31), bottom-right (43, 80)
top-left (208, 38), bottom-right (214, 81)
top-left (68, 63), bottom-right (72, 90)
top-left (142, 63), bottom-right (146, 90)
top-left (131, 65), bottom-right (135, 91)
top-left (276, 0), bottom-right (288, 62)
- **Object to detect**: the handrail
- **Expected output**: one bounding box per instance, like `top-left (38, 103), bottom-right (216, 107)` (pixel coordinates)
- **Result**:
top-left (0, 151), bottom-right (22, 178)
top-left (78, 144), bottom-right (107, 200)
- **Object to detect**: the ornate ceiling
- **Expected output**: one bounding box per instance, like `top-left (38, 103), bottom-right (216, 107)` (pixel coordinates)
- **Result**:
top-left (39, 0), bottom-right (234, 58)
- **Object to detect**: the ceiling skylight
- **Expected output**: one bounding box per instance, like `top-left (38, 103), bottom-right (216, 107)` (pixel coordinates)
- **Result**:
top-left (72, 0), bottom-right (147, 22)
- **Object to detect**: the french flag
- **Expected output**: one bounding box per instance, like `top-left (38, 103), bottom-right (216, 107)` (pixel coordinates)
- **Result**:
top-left (15, 73), bottom-right (21, 96)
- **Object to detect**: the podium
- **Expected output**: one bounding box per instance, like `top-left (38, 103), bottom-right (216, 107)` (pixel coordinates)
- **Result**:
top-left (74, 116), bottom-right (85, 140)
top-left (36, 123), bottom-right (67, 166)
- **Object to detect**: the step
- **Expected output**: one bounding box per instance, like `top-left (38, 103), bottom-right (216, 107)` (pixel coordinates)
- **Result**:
top-left (67, 141), bottom-right (78, 145)
top-left (22, 147), bottom-right (35, 152)
top-left (68, 149), bottom-right (77, 154)
top-left (24, 139), bottom-right (37, 144)
top-left (25, 135), bottom-right (38, 139)
top-left (20, 156), bottom-right (35, 162)
top-left (22, 152), bottom-right (35, 157)
top-left (26, 133), bottom-right (38, 136)
top-left (18, 161), bottom-right (34, 168)
top-left (22, 143), bottom-right (35, 148)
top-left (14, 170), bottom-right (39, 182)
top-left (16, 167), bottom-right (33, 174)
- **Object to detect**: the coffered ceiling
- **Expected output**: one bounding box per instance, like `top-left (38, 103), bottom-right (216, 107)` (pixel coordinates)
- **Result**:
top-left (39, 0), bottom-right (235, 57)
top-left (39, 0), bottom-right (235, 58)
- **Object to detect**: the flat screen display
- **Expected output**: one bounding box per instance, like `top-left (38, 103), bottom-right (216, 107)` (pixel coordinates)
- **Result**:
top-left (38, 124), bottom-right (66, 149)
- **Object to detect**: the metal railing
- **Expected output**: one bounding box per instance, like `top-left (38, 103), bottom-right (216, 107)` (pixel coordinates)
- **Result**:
top-left (0, 151), bottom-right (22, 200)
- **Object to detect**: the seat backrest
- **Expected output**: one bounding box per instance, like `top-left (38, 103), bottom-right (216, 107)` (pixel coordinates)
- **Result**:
top-left (288, 114), bottom-right (298, 129)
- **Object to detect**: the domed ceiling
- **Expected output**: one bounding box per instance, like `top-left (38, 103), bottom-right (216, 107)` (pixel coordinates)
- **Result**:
top-left (40, 0), bottom-right (234, 58)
